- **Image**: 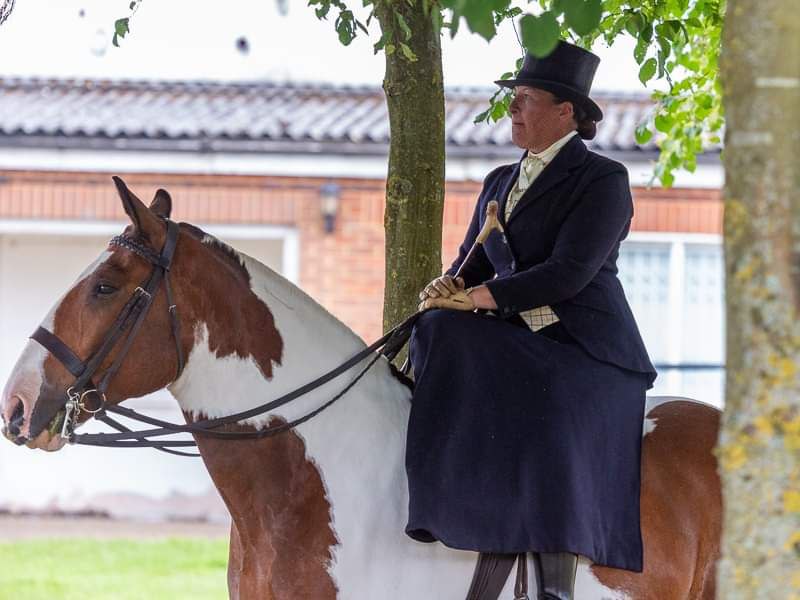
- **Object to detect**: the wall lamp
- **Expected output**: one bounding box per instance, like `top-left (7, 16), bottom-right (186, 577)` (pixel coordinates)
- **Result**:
top-left (319, 181), bottom-right (341, 234)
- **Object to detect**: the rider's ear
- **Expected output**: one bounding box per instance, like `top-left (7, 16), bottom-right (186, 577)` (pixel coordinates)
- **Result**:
top-left (112, 176), bottom-right (164, 242)
top-left (150, 189), bottom-right (172, 219)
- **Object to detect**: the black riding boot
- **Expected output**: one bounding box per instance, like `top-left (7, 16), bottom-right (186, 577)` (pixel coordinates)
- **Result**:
top-left (532, 551), bottom-right (578, 600)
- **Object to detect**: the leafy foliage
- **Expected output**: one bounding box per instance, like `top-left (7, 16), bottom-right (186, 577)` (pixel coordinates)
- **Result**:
top-left (303, 0), bottom-right (725, 188)
top-left (112, 0), bottom-right (142, 47)
top-left (109, 0), bottom-right (725, 187)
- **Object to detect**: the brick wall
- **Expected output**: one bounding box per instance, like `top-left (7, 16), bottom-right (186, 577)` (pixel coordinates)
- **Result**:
top-left (0, 169), bottom-right (722, 341)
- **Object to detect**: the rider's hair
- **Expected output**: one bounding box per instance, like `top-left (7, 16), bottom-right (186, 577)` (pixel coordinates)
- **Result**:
top-left (552, 94), bottom-right (597, 140)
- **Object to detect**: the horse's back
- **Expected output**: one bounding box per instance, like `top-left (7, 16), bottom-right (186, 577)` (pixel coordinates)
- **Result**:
top-left (588, 396), bottom-right (722, 599)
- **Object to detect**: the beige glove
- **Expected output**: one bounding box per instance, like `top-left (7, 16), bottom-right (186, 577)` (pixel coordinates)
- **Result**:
top-left (418, 289), bottom-right (476, 312)
top-left (419, 274), bottom-right (465, 301)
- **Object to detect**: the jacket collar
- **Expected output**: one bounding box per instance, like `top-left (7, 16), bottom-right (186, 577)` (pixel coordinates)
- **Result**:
top-left (498, 133), bottom-right (588, 227)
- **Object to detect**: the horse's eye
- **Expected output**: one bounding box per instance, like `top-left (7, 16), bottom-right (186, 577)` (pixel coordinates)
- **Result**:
top-left (96, 284), bottom-right (118, 296)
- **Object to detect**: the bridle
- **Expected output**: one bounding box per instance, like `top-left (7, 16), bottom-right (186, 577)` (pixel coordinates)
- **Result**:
top-left (30, 219), bottom-right (186, 450)
top-left (30, 218), bottom-right (417, 457)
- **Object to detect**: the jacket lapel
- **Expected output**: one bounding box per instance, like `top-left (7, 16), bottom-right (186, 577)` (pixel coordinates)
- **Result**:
top-left (497, 150), bottom-right (526, 229)
top-left (506, 134), bottom-right (588, 225)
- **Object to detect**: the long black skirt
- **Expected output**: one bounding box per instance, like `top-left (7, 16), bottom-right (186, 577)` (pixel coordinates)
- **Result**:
top-left (404, 309), bottom-right (648, 572)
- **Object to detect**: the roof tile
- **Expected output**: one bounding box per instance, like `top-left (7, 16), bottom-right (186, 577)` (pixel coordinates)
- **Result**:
top-left (0, 77), bottom-right (718, 157)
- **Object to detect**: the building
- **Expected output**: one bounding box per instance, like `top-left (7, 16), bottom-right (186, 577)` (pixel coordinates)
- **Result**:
top-left (0, 77), bottom-right (724, 512)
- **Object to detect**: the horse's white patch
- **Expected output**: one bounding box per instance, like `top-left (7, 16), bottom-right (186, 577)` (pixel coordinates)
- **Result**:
top-left (576, 556), bottom-right (633, 600)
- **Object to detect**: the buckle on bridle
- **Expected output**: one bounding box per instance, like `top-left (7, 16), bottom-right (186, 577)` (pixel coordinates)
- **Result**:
top-left (134, 286), bottom-right (152, 299)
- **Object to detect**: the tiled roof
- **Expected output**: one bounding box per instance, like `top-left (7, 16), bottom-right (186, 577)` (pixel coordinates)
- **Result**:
top-left (0, 77), bottom-right (689, 159)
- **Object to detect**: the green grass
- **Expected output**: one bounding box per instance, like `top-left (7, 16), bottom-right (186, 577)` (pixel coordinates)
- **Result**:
top-left (0, 538), bottom-right (229, 599)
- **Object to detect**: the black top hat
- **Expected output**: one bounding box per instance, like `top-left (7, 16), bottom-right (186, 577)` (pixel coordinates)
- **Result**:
top-left (495, 40), bottom-right (603, 122)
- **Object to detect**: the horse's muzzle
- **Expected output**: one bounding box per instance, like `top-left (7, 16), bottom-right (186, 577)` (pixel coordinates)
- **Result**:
top-left (1, 395), bottom-right (27, 445)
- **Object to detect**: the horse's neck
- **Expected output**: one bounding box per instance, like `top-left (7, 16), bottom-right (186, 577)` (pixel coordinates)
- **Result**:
top-left (167, 252), bottom-right (415, 584)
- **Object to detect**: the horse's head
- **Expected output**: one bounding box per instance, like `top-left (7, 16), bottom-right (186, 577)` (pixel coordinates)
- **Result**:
top-left (0, 177), bottom-right (192, 450)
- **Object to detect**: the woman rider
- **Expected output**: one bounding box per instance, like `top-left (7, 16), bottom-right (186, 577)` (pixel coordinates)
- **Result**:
top-left (405, 40), bottom-right (658, 599)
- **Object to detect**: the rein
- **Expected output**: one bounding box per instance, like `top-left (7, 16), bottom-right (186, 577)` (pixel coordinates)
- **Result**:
top-left (30, 218), bottom-right (418, 458)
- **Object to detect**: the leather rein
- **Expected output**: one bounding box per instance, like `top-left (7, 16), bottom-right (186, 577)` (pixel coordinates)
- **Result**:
top-left (30, 218), bottom-right (417, 458)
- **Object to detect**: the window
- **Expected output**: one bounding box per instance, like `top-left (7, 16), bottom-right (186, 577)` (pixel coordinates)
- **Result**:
top-left (618, 234), bottom-right (725, 408)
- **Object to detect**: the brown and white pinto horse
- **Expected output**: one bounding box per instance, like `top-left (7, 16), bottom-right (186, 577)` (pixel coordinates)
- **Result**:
top-left (1, 180), bottom-right (722, 599)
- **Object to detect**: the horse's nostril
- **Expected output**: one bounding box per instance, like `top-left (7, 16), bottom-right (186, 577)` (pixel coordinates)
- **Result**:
top-left (8, 400), bottom-right (24, 436)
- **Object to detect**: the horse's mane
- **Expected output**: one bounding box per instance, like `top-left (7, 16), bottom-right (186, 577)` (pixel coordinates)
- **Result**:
top-left (180, 222), bottom-right (251, 283)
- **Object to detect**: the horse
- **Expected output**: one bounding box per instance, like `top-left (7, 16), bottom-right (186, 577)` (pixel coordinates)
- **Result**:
top-left (1, 178), bottom-right (722, 599)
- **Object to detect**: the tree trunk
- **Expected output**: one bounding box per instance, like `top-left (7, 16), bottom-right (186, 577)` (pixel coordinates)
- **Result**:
top-left (374, 0), bottom-right (445, 354)
top-left (717, 0), bottom-right (800, 596)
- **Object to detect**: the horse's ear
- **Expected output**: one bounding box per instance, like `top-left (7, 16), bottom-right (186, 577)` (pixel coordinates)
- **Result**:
top-left (112, 176), bottom-right (163, 240)
top-left (150, 189), bottom-right (172, 219)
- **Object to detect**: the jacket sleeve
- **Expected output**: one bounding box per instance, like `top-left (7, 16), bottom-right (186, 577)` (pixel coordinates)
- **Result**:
top-left (443, 168), bottom-right (503, 287)
top-left (485, 168), bottom-right (633, 317)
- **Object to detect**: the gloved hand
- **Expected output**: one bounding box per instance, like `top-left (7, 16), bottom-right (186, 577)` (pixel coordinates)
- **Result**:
top-left (418, 289), bottom-right (476, 312)
top-left (419, 274), bottom-right (465, 301)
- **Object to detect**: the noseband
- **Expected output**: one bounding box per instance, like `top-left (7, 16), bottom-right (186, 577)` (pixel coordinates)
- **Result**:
top-left (28, 218), bottom-right (419, 458)
top-left (30, 219), bottom-right (184, 443)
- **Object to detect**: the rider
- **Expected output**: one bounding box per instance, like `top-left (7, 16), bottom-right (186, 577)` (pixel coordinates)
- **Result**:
top-left (408, 40), bottom-right (657, 599)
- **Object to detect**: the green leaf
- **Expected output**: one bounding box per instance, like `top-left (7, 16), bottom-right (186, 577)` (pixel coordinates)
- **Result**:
top-left (640, 19), bottom-right (653, 42)
top-left (655, 113), bottom-right (674, 132)
top-left (633, 36), bottom-right (648, 64)
top-left (635, 122), bottom-right (653, 144)
top-left (338, 26), bottom-right (354, 45)
top-left (490, 0), bottom-right (511, 10)
top-left (399, 42), bottom-right (418, 61)
top-left (638, 57), bottom-right (657, 84)
top-left (449, 11), bottom-right (461, 38)
top-left (112, 18), bottom-right (129, 47)
top-left (473, 108), bottom-right (491, 124)
top-left (431, 8), bottom-right (443, 35)
top-left (624, 12), bottom-right (644, 35)
top-left (551, 0), bottom-right (567, 16)
top-left (463, 1), bottom-right (497, 40)
top-left (490, 100), bottom-right (508, 121)
top-left (114, 18), bottom-right (129, 37)
top-left (563, 0), bottom-right (602, 37)
top-left (385, 43), bottom-right (396, 55)
top-left (519, 12), bottom-right (560, 58)
top-left (656, 35), bottom-right (670, 59)
top-left (656, 20), bottom-right (682, 42)
top-left (395, 11), bottom-right (413, 40)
